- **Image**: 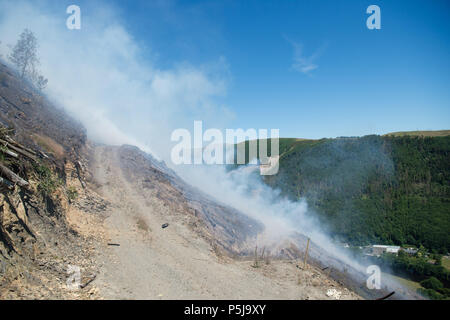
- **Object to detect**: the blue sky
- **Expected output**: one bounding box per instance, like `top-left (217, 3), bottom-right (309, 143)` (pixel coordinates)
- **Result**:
top-left (6, 0), bottom-right (450, 140)
top-left (106, 0), bottom-right (450, 139)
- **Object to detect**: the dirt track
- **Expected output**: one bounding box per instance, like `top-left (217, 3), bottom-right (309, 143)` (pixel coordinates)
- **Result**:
top-left (86, 146), bottom-right (359, 300)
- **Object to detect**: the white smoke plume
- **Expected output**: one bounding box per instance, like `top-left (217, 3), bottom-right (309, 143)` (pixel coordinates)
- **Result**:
top-left (0, 0), bottom-right (232, 160)
top-left (0, 0), bottom-right (412, 298)
top-left (0, 0), bottom-right (378, 273)
top-left (177, 163), bottom-right (363, 270)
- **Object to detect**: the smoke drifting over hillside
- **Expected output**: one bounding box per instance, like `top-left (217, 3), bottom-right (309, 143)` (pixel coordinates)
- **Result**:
top-left (0, 0), bottom-right (232, 160)
top-left (0, 0), bottom-right (411, 297)
top-left (0, 0), bottom-right (369, 269)
top-left (177, 163), bottom-right (363, 270)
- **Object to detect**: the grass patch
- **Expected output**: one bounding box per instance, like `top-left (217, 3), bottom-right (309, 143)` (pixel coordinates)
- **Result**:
top-left (442, 256), bottom-right (450, 271)
top-left (32, 134), bottom-right (64, 158)
top-left (382, 272), bottom-right (422, 291)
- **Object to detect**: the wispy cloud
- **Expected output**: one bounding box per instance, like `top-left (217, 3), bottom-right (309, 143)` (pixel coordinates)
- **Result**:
top-left (286, 37), bottom-right (326, 75)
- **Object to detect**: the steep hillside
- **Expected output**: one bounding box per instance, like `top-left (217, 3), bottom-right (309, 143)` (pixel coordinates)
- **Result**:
top-left (0, 62), bottom-right (369, 300)
top-left (116, 145), bottom-right (263, 254)
top-left (89, 145), bottom-right (365, 299)
top-left (235, 135), bottom-right (450, 253)
top-left (0, 61), bottom-right (104, 299)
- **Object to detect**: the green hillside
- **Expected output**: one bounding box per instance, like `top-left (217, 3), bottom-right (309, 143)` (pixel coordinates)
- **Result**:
top-left (384, 130), bottom-right (450, 137)
top-left (235, 134), bottom-right (450, 253)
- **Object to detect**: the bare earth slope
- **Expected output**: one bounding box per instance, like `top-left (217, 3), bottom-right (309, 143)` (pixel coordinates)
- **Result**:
top-left (0, 62), bottom-right (102, 299)
top-left (88, 145), bottom-right (359, 300)
top-left (1, 62), bottom-right (359, 299)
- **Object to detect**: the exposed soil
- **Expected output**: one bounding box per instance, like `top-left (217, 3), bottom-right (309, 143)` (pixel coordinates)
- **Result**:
top-left (83, 145), bottom-right (360, 300)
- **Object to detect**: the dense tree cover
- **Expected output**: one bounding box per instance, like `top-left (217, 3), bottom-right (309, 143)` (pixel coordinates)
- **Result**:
top-left (376, 251), bottom-right (449, 285)
top-left (421, 277), bottom-right (444, 290)
top-left (372, 251), bottom-right (450, 299)
top-left (235, 135), bottom-right (450, 253)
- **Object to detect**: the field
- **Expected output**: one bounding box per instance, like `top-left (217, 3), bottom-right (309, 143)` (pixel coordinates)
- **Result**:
top-left (383, 272), bottom-right (422, 291)
top-left (442, 256), bottom-right (450, 271)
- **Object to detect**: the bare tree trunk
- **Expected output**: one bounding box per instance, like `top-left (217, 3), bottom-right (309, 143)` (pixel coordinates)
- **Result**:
top-left (0, 163), bottom-right (29, 187)
top-left (0, 139), bottom-right (36, 161)
top-left (5, 136), bottom-right (37, 155)
top-left (303, 238), bottom-right (310, 268)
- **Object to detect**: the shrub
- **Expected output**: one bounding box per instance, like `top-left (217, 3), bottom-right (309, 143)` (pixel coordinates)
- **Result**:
top-left (420, 277), bottom-right (444, 291)
top-left (66, 186), bottom-right (78, 202)
top-left (34, 163), bottom-right (60, 197)
top-left (417, 287), bottom-right (444, 300)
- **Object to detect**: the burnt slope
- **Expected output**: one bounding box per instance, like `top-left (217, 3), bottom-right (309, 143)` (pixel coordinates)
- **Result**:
top-left (116, 144), bottom-right (263, 254)
top-left (0, 62), bottom-right (99, 299)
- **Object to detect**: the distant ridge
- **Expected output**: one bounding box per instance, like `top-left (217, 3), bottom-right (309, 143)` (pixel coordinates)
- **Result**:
top-left (384, 130), bottom-right (450, 137)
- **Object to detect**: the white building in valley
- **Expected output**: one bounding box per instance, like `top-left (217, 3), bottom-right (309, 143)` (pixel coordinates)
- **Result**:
top-left (364, 245), bottom-right (401, 256)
